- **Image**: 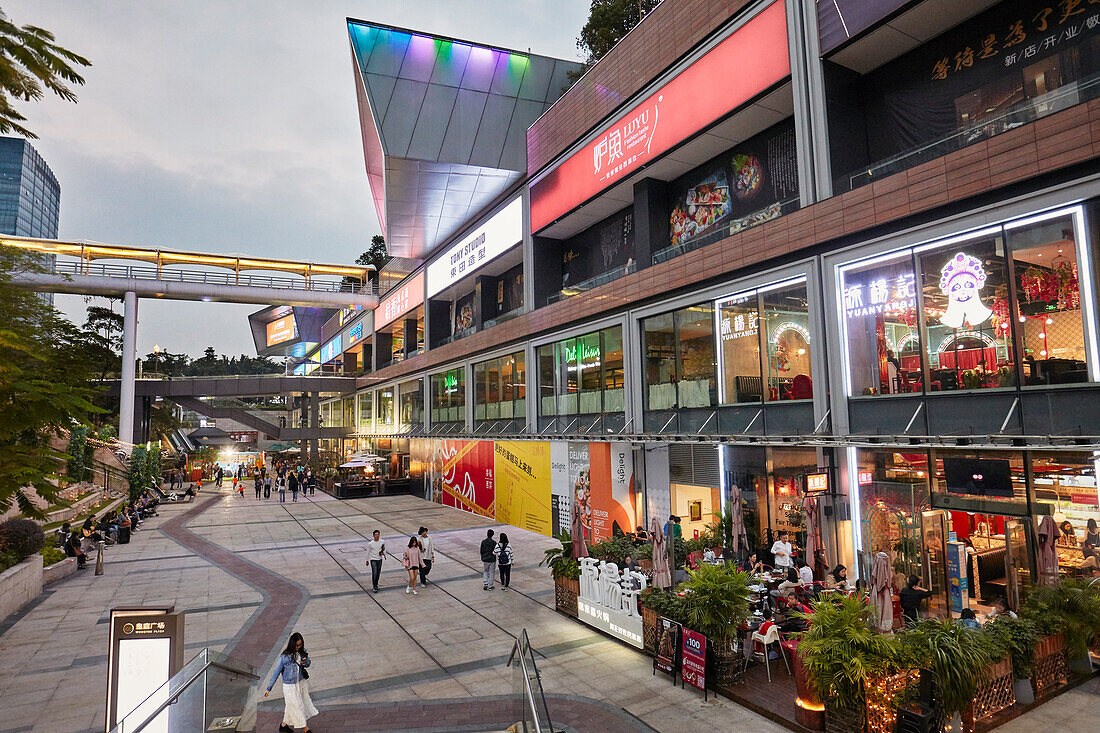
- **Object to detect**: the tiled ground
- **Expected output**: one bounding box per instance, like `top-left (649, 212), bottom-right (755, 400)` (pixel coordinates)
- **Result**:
top-left (2, 487), bottom-right (1093, 732)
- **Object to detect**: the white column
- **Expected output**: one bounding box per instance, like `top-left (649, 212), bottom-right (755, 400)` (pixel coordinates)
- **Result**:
top-left (119, 291), bottom-right (139, 447)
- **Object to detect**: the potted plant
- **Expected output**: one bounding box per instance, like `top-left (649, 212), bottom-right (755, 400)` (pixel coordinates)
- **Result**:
top-left (540, 531), bottom-right (580, 616)
top-left (795, 594), bottom-right (898, 733)
top-left (896, 619), bottom-right (994, 730)
top-left (678, 563), bottom-right (751, 686)
top-left (982, 616), bottom-right (1040, 705)
top-left (639, 586), bottom-right (685, 654)
top-left (1023, 579), bottom-right (1100, 675)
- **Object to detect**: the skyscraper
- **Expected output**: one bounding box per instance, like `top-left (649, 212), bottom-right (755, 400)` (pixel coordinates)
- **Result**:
top-left (0, 136), bottom-right (61, 304)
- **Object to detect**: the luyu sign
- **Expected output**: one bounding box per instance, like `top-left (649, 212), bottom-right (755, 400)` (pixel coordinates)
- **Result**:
top-left (578, 557), bottom-right (646, 648)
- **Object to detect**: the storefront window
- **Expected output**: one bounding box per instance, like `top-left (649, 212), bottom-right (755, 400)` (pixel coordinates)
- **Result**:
top-left (762, 282), bottom-right (812, 401)
top-left (857, 449), bottom-right (930, 582)
top-left (378, 388), bottom-right (394, 426)
top-left (430, 368), bottom-right (464, 424)
top-left (1007, 212), bottom-right (1089, 385)
top-left (399, 379), bottom-right (422, 427)
top-left (677, 305), bottom-right (715, 408)
top-left (474, 351), bottom-right (526, 423)
top-left (358, 392), bottom-right (373, 432)
top-left (920, 232), bottom-right (1015, 391)
top-left (643, 312), bottom-right (677, 410)
top-left (718, 294), bottom-right (762, 404)
top-left (538, 344), bottom-right (555, 417)
top-left (1030, 451), bottom-right (1099, 570)
top-left (538, 328), bottom-right (624, 419)
top-left (602, 327), bottom-right (624, 412)
top-left (842, 255), bottom-right (921, 396)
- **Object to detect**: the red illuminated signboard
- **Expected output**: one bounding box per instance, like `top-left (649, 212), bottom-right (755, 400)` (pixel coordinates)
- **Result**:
top-left (265, 315), bottom-right (296, 346)
top-left (377, 272), bottom-right (424, 329)
top-left (806, 472), bottom-right (829, 494)
top-left (858, 471), bottom-right (873, 486)
top-left (529, 0), bottom-right (789, 232)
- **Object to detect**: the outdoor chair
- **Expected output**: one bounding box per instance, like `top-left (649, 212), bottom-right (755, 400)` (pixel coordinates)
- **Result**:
top-left (750, 625), bottom-right (791, 682)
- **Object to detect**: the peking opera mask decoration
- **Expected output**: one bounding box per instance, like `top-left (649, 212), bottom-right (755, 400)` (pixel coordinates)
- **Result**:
top-left (939, 252), bottom-right (992, 329)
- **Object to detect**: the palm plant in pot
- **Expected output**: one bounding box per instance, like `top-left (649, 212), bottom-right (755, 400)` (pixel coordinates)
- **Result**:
top-left (540, 530), bottom-right (579, 579)
top-left (679, 563), bottom-right (751, 686)
top-left (982, 615), bottom-right (1040, 705)
top-left (1023, 579), bottom-right (1100, 674)
top-left (896, 619), bottom-right (995, 727)
top-left (795, 594), bottom-right (898, 731)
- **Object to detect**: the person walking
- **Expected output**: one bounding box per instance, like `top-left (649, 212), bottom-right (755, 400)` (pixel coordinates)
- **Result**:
top-left (366, 530), bottom-right (386, 593)
top-left (480, 529), bottom-right (497, 591)
top-left (402, 536), bottom-right (423, 595)
top-left (264, 474), bottom-right (272, 499)
top-left (289, 471), bottom-right (299, 502)
top-left (278, 474), bottom-right (287, 503)
top-left (264, 632), bottom-right (317, 733)
top-left (255, 472), bottom-right (262, 499)
top-left (495, 532), bottom-right (514, 591)
top-left (418, 527), bottom-right (434, 585)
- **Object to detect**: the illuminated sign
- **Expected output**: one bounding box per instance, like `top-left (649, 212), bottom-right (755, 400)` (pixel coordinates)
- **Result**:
top-left (265, 314), bottom-right (296, 346)
top-left (529, 1), bottom-right (790, 231)
top-left (426, 198), bottom-right (522, 297)
top-left (377, 272), bottom-right (424, 329)
top-left (939, 252), bottom-right (991, 328)
top-left (771, 321), bottom-right (810, 345)
top-left (107, 608), bottom-right (184, 733)
top-left (858, 471), bottom-right (874, 486)
top-left (843, 273), bottom-right (916, 319)
top-left (564, 342), bottom-right (601, 364)
top-left (805, 472), bottom-right (829, 494)
top-left (444, 373), bottom-right (459, 391)
top-left (578, 558), bottom-right (646, 648)
top-left (348, 321), bottom-right (364, 346)
top-left (320, 335), bottom-right (342, 364)
top-left (720, 312), bottom-right (758, 340)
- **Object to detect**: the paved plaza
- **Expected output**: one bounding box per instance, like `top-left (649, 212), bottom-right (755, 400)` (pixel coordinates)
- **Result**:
top-left (0, 488), bottom-right (789, 733)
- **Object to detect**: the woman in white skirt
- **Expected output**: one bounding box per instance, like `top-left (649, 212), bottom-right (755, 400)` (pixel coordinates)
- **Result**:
top-left (264, 632), bottom-right (318, 732)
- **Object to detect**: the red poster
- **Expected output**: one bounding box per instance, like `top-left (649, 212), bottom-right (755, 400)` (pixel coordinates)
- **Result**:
top-left (681, 629), bottom-right (707, 691)
top-left (586, 443), bottom-right (635, 543)
top-left (439, 440), bottom-right (495, 518)
top-left (529, 1), bottom-right (790, 232)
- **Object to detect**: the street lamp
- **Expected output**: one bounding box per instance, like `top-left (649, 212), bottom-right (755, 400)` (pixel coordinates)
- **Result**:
top-left (153, 344), bottom-right (161, 377)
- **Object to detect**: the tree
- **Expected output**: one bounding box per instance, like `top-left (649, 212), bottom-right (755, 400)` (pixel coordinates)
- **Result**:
top-left (343, 234), bottom-right (389, 291)
top-left (0, 247), bottom-right (100, 517)
top-left (0, 9), bottom-right (91, 138)
top-left (84, 305), bottom-right (124, 380)
top-left (569, 0), bottom-right (660, 83)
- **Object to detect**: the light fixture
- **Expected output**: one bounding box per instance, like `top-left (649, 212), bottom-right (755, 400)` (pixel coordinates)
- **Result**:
top-left (1041, 350), bottom-right (1048, 356)
top-left (1039, 332), bottom-right (1046, 339)
top-left (1019, 315), bottom-right (1026, 322)
top-left (1046, 318), bottom-right (1053, 325)
top-left (797, 348), bottom-right (806, 355)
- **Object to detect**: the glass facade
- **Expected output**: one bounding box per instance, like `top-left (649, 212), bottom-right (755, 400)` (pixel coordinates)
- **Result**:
top-left (842, 207), bottom-right (1094, 396)
top-left (0, 137), bottom-right (60, 239)
top-left (537, 327), bottom-right (624, 418)
top-left (430, 367), bottom-right (465, 424)
top-left (399, 379), bottom-right (423, 427)
top-left (474, 351), bottom-right (526, 421)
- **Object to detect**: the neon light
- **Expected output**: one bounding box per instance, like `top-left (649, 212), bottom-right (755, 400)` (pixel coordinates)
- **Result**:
top-left (771, 321), bottom-right (810, 345)
top-left (939, 252), bottom-right (992, 328)
top-left (936, 330), bottom-right (997, 352)
top-left (896, 333), bottom-right (919, 352)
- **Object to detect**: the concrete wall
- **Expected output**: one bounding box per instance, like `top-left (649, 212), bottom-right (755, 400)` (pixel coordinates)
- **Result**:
top-left (42, 557), bottom-right (78, 586)
top-left (0, 554), bottom-right (44, 624)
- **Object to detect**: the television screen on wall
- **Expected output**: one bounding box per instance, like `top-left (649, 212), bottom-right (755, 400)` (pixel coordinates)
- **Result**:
top-left (943, 457), bottom-right (1013, 498)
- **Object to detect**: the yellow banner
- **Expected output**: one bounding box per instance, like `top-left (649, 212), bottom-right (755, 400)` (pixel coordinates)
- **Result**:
top-left (494, 441), bottom-right (552, 536)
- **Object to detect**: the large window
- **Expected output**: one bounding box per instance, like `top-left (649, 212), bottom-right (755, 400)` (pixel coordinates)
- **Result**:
top-left (378, 388), bottom-right (394, 426)
top-left (842, 207), bottom-right (1094, 396)
top-left (430, 368), bottom-right (465, 424)
top-left (642, 307), bottom-right (716, 410)
top-left (399, 379), bottom-right (423, 427)
top-left (537, 327), bottom-right (624, 418)
top-left (474, 351), bottom-right (525, 422)
top-left (357, 392), bottom-right (373, 432)
top-left (762, 283), bottom-right (814, 401)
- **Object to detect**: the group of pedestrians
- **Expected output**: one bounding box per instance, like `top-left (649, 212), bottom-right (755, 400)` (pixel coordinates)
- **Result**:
top-left (365, 526), bottom-right (437, 595)
top-left (480, 529), bottom-right (514, 591)
top-left (223, 462), bottom-right (317, 503)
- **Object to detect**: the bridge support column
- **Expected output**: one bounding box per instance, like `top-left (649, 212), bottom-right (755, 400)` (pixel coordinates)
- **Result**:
top-left (119, 291), bottom-right (139, 447)
top-left (309, 391), bottom-right (320, 465)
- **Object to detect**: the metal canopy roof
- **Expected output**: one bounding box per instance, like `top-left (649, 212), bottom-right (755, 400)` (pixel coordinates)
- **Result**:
top-left (348, 19), bottom-right (581, 259)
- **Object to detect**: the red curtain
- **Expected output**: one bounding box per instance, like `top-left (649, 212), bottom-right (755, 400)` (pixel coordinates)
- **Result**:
top-left (938, 347), bottom-right (998, 370)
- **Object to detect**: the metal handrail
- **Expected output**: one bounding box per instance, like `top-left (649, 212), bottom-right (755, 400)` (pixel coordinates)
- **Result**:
top-left (507, 629), bottom-right (553, 733)
top-left (47, 259), bottom-right (378, 295)
top-left (109, 649), bottom-right (258, 733)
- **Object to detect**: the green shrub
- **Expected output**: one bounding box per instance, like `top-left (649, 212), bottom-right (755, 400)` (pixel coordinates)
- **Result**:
top-left (40, 545), bottom-right (66, 566)
top-left (679, 563), bottom-right (751, 645)
top-left (982, 615), bottom-right (1040, 679)
top-left (0, 518), bottom-right (46, 561)
top-left (1022, 579), bottom-right (1100, 658)
top-left (897, 619), bottom-right (995, 716)
top-left (539, 531), bottom-right (580, 580)
top-left (587, 535), bottom-right (636, 564)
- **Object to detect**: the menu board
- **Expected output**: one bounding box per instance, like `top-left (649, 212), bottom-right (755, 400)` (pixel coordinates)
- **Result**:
top-left (681, 629), bottom-right (707, 692)
top-left (561, 208), bottom-right (635, 290)
top-left (669, 118), bottom-right (798, 249)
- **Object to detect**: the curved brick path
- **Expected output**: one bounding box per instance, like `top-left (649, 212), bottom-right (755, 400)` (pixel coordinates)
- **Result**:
top-left (159, 493), bottom-right (307, 670)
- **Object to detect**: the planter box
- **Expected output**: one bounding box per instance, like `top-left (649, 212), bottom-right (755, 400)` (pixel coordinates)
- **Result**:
top-left (864, 670), bottom-right (917, 733)
top-left (42, 557), bottom-right (78, 586)
top-left (641, 605), bottom-right (658, 654)
top-left (964, 658), bottom-right (1015, 733)
top-left (554, 575), bottom-right (578, 617)
top-left (0, 555), bottom-right (43, 623)
top-left (1032, 633), bottom-right (1068, 699)
top-left (824, 703), bottom-right (863, 733)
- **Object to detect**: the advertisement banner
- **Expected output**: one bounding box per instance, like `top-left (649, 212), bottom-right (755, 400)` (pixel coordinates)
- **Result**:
top-left (681, 629), bottom-right (707, 692)
top-left (588, 442), bottom-right (636, 543)
top-left (654, 617), bottom-right (682, 679)
top-left (946, 540), bottom-right (969, 613)
top-left (568, 442), bottom-right (592, 544)
top-left (494, 441), bottom-right (552, 536)
top-left (438, 439), bottom-right (495, 518)
top-left (550, 441), bottom-right (570, 536)
top-left (530, 1), bottom-right (790, 231)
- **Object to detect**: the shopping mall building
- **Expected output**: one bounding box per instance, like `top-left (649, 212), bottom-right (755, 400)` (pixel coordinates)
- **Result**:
top-left (263, 0), bottom-right (1100, 612)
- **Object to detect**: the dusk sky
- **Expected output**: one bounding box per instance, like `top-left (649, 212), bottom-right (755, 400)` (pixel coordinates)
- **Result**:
top-left (7, 1), bottom-right (588, 357)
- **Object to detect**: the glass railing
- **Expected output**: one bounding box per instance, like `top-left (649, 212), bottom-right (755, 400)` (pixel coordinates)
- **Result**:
top-left (109, 648), bottom-right (258, 733)
top-left (549, 261), bottom-right (638, 304)
top-left (652, 196), bottom-right (801, 265)
top-left (837, 74), bottom-right (1100, 194)
top-left (507, 629), bottom-right (553, 733)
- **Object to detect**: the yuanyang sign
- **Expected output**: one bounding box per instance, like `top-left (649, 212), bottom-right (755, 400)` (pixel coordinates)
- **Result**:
top-left (426, 198), bottom-right (523, 297)
top-left (529, 0), bottom-right (790, 232)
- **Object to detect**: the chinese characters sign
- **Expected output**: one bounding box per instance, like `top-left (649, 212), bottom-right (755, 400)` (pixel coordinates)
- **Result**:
top-left (265, 314), bottom-right (296, 347)
top-left (377, 272), bottom-right (424, 329)
top-left (530, 1), bottom-right (790, 232)
top-left (681, 629), bottom-right (707, 691)
top-left (426, 198), bottom-right (522, 297)
top-left (843, 272), bottom-right (917, 319)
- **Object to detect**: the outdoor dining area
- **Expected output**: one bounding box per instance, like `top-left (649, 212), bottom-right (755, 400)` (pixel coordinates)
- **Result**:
top-left (544, 497), bottom-right (1100, 733)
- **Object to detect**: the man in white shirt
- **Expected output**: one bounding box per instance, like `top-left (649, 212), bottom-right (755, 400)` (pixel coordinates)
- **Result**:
top-left (365, 530), bottom-right (386, 593)
top-left (418, 526), bottom-right (435, 585)
top-left (771, 531), bottom-right (794, 569)
top-left (798, 561), bottom-right (814, 586)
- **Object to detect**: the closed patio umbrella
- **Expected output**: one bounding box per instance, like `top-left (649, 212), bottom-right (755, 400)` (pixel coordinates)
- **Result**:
top-left (728, 483), bottom-right (748, 558)
top-left (650, 517), bottom-right (671, 589)
top-left (1036, 515), bottom-right (1061, 586)
top-left (871, 551), bottom-right (894, 633)
top-left (571, 500), bottom-right (589, 560)
top-left (802, 495), bottom-right (821, 567)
